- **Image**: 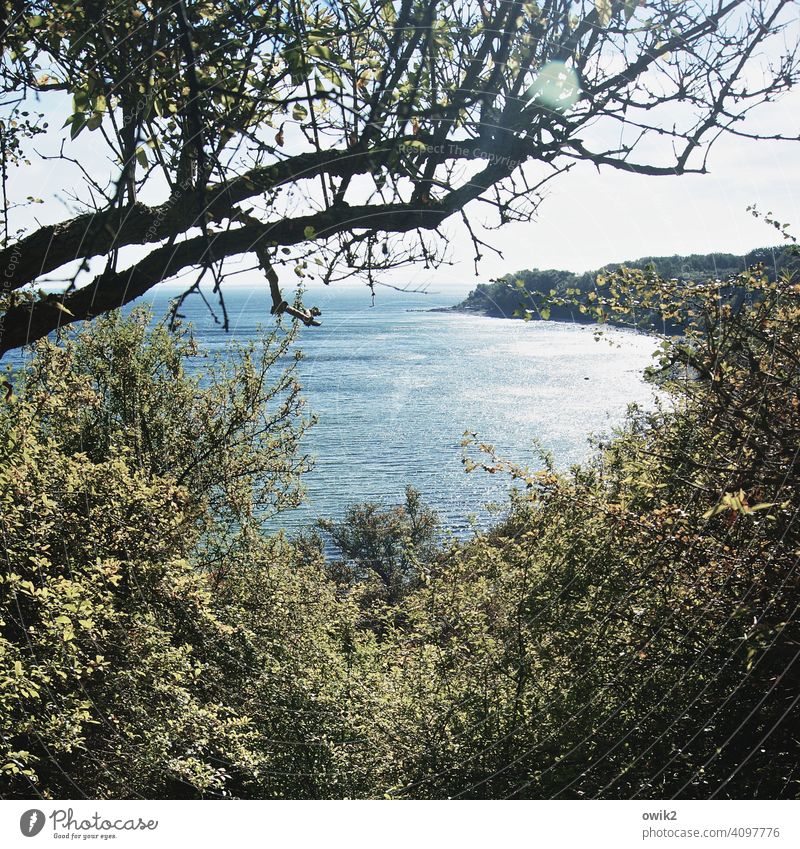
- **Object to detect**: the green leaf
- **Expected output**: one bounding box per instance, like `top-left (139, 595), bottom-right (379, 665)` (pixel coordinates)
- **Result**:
top-left (307, 44), bottom-right (334, 62)
top-left (282, 46), bottom-right (311, 84)
top-left (292, 103), bottom-right (308, 121)
top-left (703, 503), bottom-right (728, 520)
top-left (320, 65), bottom-right (344, 88)
top-left (380, 2), bottom-right (397, 23)
top-left (303, 225), bottom-right (316, 239)
top-left (69, 113), bottom-right (87, 140)
top-left (624, 0), bottom-right (639, 21)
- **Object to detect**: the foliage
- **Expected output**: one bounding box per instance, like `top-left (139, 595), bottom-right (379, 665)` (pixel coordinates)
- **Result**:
top-left (355, 249), bottom-right (800, 798)
top-left (3, 252), bottom-right (800, 799)
top-left (318, 485), bottom-right (439, 606)
top-left (454, 243), bottom-right (797, 332)
top-left (0, 311), bottom-right (355, 798)
top-left (20, 309), bottom-right (314, 533)
top-left (425, 250), bottom-right (800, 798)
top-left (1, 0), bottom-right (797, 352)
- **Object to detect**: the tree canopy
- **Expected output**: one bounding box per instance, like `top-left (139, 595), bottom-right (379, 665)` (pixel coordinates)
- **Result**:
top-left (453, 241), bottom-right (798, 329)
top-left (1, 0), bottom-right (797, 354)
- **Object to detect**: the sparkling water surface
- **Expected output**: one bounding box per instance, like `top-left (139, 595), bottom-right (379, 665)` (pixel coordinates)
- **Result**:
top-left (151, 284), bottom-right (658, 533)
top-left (8, 283), bottom-right (659, 533)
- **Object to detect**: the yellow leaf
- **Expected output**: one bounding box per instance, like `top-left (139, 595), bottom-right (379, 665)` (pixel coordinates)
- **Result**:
top-left (596, 0), bottom-right (612, 27)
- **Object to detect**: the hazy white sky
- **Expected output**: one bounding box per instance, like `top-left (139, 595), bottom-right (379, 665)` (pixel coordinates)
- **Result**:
top-left (7, 84), bottom-right (800, 299)
top-left (399, 90), bottom-right (800, 292)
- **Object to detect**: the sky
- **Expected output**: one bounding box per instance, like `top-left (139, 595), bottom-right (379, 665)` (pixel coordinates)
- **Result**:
top-left (398, 90), bottom-right (800, 293)
top-left (5, 67), bottom-right (800, 301)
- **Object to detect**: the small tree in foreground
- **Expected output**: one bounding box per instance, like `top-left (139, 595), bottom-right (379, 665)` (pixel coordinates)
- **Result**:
top-left (0, 312), bottom-right (370, 799)
top-left (319, 485), bottom-right (439, 604)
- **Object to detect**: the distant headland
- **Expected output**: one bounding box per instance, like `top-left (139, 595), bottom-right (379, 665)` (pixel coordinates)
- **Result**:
top-left (438, 245), bottom-right (794, 334)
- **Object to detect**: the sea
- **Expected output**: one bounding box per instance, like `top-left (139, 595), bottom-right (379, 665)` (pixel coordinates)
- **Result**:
top-left (148, 283), bottom-right (658, 534)
top-left (6, 282), bottom-right (659, 535)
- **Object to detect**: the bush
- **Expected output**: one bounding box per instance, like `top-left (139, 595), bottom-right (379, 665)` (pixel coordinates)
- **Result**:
top-left (369, 255), bottom-right (800, 798)
top-left (0, 311), bottom-right (359, 798)
top-left (2, 257), bottom-right (799, 798)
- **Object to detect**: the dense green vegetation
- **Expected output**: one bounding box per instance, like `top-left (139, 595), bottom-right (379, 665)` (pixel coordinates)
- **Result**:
top-left (2, 250), bottom-right (800, 799)
top-left (452, 244), bottom-right (797, 333)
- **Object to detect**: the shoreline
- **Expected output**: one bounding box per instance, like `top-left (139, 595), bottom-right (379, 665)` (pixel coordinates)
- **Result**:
top-left (408, 304), bottom-right (677, 335)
